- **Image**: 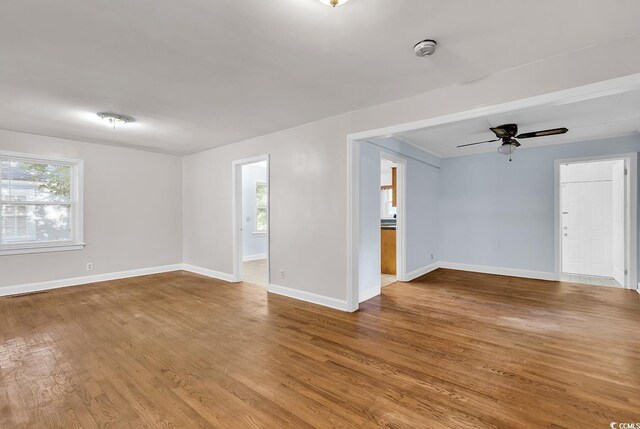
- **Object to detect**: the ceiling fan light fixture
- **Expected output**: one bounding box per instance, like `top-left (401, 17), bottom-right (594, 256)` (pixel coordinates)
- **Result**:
top-left (318, 0), bottom-right (349, 7)
top-left (497, 142), bottom-right (518, 161)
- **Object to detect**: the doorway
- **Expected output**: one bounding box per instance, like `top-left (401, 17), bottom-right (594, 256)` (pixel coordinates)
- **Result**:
top-left (356, 145), bottom-right (406, 304)
top-left (232, 155), bottom-right (270, 286)
top-left (380, 156), bottom-right (399, 288)
top-left (557, 155), bottom-right (636, 288)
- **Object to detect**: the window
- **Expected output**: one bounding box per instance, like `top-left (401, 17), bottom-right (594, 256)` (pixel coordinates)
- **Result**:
top-left (381, 187), bottom-right (397, 219)
top-left (254, 182), bottom-right (268, 233)
top-left (0, 152), bottom-right (84, 255)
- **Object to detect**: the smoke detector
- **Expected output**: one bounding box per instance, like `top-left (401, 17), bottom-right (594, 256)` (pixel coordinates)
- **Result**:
top-left (414, 39), bottom-right (437, 57)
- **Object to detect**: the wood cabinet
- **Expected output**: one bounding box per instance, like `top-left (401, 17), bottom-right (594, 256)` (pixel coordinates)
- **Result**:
top-left (381, 228), bottom-right (396, 275)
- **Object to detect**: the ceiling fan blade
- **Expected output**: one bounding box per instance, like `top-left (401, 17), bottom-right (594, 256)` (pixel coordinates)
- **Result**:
top-left (516, 127), bottom-right (568, 139)
top-left (511, 139), bottom-right (521, 147)
top-left (490, 123), bottom-right (518, 138)
top-left (457, 138), bottom-right (500, 148)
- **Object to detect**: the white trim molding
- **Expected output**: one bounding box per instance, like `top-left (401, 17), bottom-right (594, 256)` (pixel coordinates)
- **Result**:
top-left (405, 262), bottom-right (440, 281)
top-left (404, 261), bottom-right (557, 282)
top-left (0, 264), bottom-right (182, 298)
top-left (268, 283), bottom-right (349, 312)
top-left (0, 242), bottom-right (85, 256)
top-left (437, 261), bottom-right (557, 281)
top-left (181, 264), bottom-right (234, 282)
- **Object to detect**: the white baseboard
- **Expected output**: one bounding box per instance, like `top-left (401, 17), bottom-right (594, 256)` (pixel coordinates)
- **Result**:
top-left (243, 254), bottom-right (267, 262)
top-left (268, 283), bottom-right (349, 311)
top-left (405, 262), bottom-right (440, 281)
top-left (438, 261), bottom-right (557, 281)
top-left (180, 264), bottom-right (234, 282)
top-left (359, 286), bottom-right (380, 303)
top-left (0, 264), bottom-right (182, 298)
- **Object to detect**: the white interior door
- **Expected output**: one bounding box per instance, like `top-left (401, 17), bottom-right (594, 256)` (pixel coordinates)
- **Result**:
top-left (562, 180), bottom-right (613, 277)
top-left (611, 160), bottom-right (625, 285)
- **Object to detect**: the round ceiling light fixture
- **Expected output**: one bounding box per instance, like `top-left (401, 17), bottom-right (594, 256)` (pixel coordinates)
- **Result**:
top-left (497, 141), bottom-right (518, 162)
top-left (414, 39), bottom-right (438, 57)
top-left (318, 0), bottom-right (349, 7)
top-left (96, 112), bottom-right (135, 129)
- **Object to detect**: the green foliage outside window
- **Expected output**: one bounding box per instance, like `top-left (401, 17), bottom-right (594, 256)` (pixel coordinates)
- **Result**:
top-left (255, 183), bottom-right (268, 232)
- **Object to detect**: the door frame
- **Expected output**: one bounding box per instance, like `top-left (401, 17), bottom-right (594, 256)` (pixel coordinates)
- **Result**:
top-left (553, 153), bottom-right (637, 289)
top-left (232, 154), bottom-right (270, 284)
top-left (379, 151), bottom-right (407, 284)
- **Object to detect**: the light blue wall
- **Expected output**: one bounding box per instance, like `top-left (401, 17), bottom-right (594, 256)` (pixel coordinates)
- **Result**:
top-left (438, 134), bottom-right (640, 276)
top-left (405, 152), bottom-right (440, 271)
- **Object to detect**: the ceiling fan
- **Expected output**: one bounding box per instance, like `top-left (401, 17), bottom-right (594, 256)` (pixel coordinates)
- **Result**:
top-left (457, 123), bottom-right (568, 161)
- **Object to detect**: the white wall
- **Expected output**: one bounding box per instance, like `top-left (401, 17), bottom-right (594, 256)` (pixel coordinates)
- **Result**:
top-left (0, 129), bottom-right (183, 290)
top-left (182, 37), bottom-right (640, 304)
top-left (242, 163), bottom-right (268, 260)
top-left (438, 135), bottom-right (640, 278)
top-left (183, 116), bottom-right (349, 301)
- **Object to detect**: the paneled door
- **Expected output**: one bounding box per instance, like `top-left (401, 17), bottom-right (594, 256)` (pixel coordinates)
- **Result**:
top-left (611, 160), bottom-right (625, 285)
top-left (561, 181), bottom-right (613, 277)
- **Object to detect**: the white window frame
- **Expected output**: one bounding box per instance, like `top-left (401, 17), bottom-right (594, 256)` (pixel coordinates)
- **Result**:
top-left (0, 151), bottom-right (84, 256)
top-left (254, 181), bottom-right (268, 235)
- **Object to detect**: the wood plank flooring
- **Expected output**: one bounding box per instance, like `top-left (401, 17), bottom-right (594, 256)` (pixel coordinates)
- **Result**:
top-left (1, 269), bottom-right (639, 428)
top-left (242, 259), bottom-right (268, 287)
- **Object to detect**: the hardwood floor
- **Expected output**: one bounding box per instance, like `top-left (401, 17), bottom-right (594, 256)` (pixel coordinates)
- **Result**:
top-left (1, 269), bottom-right (639, 428)
top-left (242, 258), bottom-right (268, 287)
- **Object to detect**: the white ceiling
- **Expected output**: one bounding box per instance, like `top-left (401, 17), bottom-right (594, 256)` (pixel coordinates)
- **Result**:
top-left (395, 87), bottom-right (640, 157)
top-left (1, 1), bottom-right (640, 154)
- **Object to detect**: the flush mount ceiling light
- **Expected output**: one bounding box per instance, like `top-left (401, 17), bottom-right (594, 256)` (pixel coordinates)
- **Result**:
top-left (96, 112), bottom-right (135, 129)
top-left (318, 0), bottom-right (349, 7)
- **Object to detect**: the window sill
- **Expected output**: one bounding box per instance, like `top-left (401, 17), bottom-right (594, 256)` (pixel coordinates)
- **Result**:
top-left (0, 242), bottom-right (85, 256)
top-left (252, 231), bottom-right (267, 236)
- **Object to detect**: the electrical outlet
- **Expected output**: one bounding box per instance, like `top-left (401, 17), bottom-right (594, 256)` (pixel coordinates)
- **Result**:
top-left (86, 262), bottom-right (94, 271)
top-left (280, 270), bottom-right (286, 279)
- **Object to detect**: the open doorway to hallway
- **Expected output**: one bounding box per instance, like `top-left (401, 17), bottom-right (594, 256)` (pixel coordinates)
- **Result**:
top-left (559, 158), bottom-right (629, 288)
top-left (233, 155), bottom-right (270, 287)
